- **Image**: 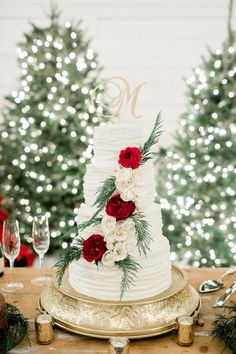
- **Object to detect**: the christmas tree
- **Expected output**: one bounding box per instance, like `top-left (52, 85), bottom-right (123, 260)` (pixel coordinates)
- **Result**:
top-left (0, 9), bottom-right (108, 251)
top-left (156, 0), bottom-right (236, 267)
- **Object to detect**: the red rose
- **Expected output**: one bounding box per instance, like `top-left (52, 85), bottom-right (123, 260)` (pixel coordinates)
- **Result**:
top-left (105, 194), bottom-right (135, 221)
top-left (118, 147), bottom-right (141, 169)
top-left (82, 234), bottom-right (106, 262)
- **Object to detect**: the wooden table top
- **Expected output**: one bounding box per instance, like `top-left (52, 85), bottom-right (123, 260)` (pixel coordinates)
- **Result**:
top-left (0, 267), bottom-right (234, 354)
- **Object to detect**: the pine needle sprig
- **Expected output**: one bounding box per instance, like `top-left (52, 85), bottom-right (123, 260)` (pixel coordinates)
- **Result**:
top-left (54, 177), bottom-right (115, 288)
top-left (75, 177), bottom-right (116, 233)
top-left (93, 176), bottom-right (116, 210)
top-left (140, 113), bottom-right (162, 164)
top-left (59, 225), bottom-right (78, 239)
top-left (77, 210), bottom-right (102, 231)
top-left (211, 301), bottom-right (236, 352)
top-left (131, 212), bottom-right (152, 255)
top-left (55, 244), bottom-right (83, 286)
top-left (117, 257), bottom-right (142, 300)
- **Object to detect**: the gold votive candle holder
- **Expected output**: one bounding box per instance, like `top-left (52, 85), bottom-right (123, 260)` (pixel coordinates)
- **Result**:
top-left (35, 312), bottom-right (54, 344)
top-left (176, 315), bottom-right (194, 346)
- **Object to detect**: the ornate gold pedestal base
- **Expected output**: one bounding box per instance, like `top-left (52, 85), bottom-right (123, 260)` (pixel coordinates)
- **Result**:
top-left (40, 264), bottom-right (200, 339)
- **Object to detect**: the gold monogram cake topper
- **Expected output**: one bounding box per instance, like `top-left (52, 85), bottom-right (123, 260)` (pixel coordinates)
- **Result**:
top-left (92, 77), bottom-right (146, 119)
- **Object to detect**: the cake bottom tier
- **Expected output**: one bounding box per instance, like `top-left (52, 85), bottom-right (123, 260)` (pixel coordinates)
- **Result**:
top-left (69, 236), bottom-right (171, 301)
top-left (40, 264), bottom-right (200, 339)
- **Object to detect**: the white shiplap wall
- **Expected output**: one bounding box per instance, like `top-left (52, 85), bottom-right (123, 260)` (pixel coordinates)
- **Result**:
top-left (0, 0), bottom-right (235, 146)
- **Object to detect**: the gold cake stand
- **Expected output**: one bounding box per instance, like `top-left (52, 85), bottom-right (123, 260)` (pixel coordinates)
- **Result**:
top-left (39, 264), bottom-right (200, 339)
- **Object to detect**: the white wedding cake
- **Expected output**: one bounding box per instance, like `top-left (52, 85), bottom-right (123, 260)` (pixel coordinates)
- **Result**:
top-left (68, 119), bottom-right (172, 301)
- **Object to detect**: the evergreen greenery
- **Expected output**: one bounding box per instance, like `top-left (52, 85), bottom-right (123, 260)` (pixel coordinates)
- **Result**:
top-left (73, 177), bottom-right (116, 233)
top-left (77, 210), bottom-right (102, 232)
top-left (140, 113), bottom-right (162, 164)
top-left (55, 244), bottom-right (83, 286)
top-left (0, 8), bottom-right (108, 252)
top-left (131, 212), bottom-right (152, 255)
top-left (0, 304), bottom-right (29, 354)
top-left (116, 257), bottom-right (142, 300)
top-left (212, 301), bottom-right (236, 353)
top-left (156, 1), bottom-right (236, 266)
top-left (94, 176), bottom-right (116, 209)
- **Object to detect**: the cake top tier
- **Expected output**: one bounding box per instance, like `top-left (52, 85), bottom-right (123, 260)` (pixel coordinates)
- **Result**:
top-left (93, 121), bottom-right (144, 165)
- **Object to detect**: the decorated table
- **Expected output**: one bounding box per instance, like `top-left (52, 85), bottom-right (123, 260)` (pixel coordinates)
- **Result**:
top-left (0, 267), bottom-right (233, 353)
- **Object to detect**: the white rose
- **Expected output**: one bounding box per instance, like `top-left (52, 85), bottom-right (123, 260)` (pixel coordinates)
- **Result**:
top-left (108, 219), bottom-right (136, 242)
top-left (113, 242), bottom-right (128, 261)
top-left (120, 189), bottom-right (137, 202)
top-left (119, 218), bottom-right (136, 238)
top-left (104, 232), bottom-right (115, 242)
top-left (116, 168), bottom-right (143, 202)
top-left (101, 214), bottom-right (116, 235)
top-left (106, 241), bottom-right (115, 251)
top-left (131, 169), bottom-right (142, 185)
top-left (102, 250), bottom-right (115, 267)
top-left (115, 179), bottom-right (131, 193)
top-left (125, 235), bottom-right (138, 257)
top-left (111, 224), bottom-right (127, 242)
top-left (121, 219), bottom-right (137, 256)
top-left (115, 166), bottom-right (134, 196)
top-left (115, 166), bottom-right (132, 182)
top-left (104, 233), bottom-right (116, 250)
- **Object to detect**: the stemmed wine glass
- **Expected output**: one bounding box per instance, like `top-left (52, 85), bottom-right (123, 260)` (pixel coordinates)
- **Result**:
top-left (2, 220), bottom-right (24, 291)
top-left (31, 215), bottom-right (51, 286)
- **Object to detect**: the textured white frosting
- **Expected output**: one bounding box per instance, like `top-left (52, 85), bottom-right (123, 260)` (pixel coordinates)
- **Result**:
top-left (69, 120), bottom-right (172, 301)
top-left (83, 161), bottom-right (156, 207)
top-left (69, 236), bottom-right (171, 301)
top-left (93, 122), bottom-right (144, 165)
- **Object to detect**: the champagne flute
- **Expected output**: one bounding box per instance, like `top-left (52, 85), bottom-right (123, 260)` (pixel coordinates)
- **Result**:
top-left (31, 215), bottom-right (51, 286)
top-left (2, 220), bottom-right (24, 291)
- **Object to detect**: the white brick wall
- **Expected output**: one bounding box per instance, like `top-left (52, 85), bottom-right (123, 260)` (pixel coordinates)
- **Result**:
top-left (0, 0), bottom-right (235, 146)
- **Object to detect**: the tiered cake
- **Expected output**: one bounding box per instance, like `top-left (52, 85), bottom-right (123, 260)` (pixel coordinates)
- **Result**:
top-left (41, 115), bottom-right (200, 338)
top-left (68, 120), bottom-right (172, 301)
